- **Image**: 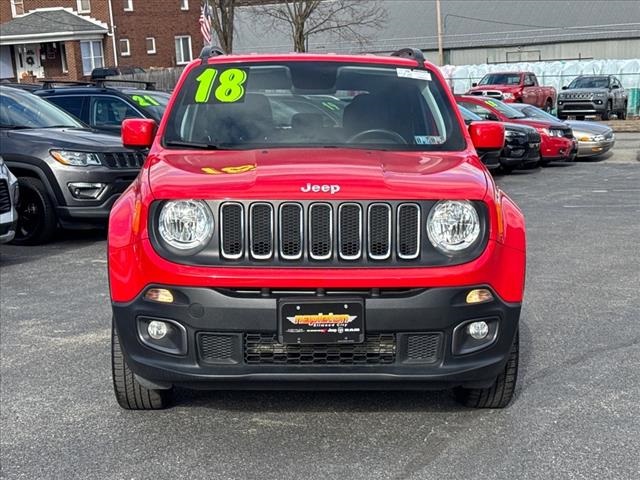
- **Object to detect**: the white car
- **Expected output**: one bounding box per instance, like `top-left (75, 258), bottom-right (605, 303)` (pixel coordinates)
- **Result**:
top-left (0, 155), bottom-right (19, 244)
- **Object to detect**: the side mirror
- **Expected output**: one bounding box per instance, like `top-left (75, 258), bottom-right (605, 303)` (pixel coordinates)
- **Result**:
top-left (469, 121), bottom-right (504, 151)
top-left (122, 118), bottom-right (156, 149)
top-left (611, 84), bottom-right (619, 90)
top-left (561, 86), bottom-right (568, 90)
top-left (471, 82), bottom-right (478, 87)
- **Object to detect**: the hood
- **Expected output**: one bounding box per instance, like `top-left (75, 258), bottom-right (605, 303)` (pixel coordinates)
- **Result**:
top-left (468, 85), bottom-right (519, 92)
top-left (505, 119), bottom-right (567, 130)
top-left (565, 121), bottom-right (612, 135)
top-left (6, 127), bottom-right (128, 151)
top-left (503, 122), bottom-right (536, 133)
top-left (147, 148), bottom-right (488, 201)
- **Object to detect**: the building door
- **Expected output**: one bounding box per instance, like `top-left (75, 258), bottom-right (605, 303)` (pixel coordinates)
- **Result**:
top-left (15, 44), bottom-right (44, 80)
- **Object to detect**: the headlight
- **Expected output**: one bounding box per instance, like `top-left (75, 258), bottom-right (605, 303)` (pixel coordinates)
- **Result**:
top-left (158, 200), bottom-right (214, 251)
top-left (505, 129), bottom-right (525, 137)
top-left (502, 92), bottom-right (514, 100)
top-left (543, 128), bottom-right (564, 137)
top-left (427, 200), bottom-right (480, 254)
top-left (51, 150), bottom-right (102, 166)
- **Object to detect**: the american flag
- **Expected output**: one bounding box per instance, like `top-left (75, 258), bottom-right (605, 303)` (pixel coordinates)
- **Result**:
top-left (199, 1), bottom-right (212, 46)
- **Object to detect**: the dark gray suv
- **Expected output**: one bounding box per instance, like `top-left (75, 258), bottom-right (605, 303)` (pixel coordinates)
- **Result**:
top-left (0, 86), bottom-right (144, 245)
top-left (557, 75), bottom-right (628, 120)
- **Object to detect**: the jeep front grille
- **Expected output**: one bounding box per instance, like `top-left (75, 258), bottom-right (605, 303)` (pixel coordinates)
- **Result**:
top-left (101, 151), bottom-right (146, 169)
top-left (219, 201), bottom-right (424, 263)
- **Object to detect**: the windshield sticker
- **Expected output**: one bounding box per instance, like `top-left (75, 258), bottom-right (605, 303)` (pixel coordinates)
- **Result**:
top-left (396, 68), bottom-right (432, 81)
top-left (131, 95), bottom-right (161, 107)
top-left (322, 101), bottom-right (341, 111)
top-left (415, 135), bottom-right (445, 145)
top-left (194, 67), bottom-right (248, 104)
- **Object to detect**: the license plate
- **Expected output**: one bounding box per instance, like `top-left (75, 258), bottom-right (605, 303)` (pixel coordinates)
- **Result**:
top-left (279, 299), bottom-right (364, 344)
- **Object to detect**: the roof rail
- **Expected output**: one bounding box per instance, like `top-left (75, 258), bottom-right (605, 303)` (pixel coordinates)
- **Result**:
top-left (199, 45), bottom-right (226, 63)
top-left (40, 80), bottom-right (93, 89)
top-left (391, 48), bottom-right (426, 68)
top-left (94, 79), bottom-right (156, 90)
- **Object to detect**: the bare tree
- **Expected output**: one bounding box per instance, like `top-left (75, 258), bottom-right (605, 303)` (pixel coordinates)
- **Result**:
top-left (256, 0), bottom-right (387, 52)
top-left (209, 0), bottom-right (236, 53)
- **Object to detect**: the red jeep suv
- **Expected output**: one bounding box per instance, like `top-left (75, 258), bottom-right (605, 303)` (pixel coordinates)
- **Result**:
top-left (109, 48), bottom-right (525, 410)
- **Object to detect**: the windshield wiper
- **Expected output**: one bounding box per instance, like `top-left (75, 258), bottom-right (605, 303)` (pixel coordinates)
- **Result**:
top-left (164, 140), bottom-right (228, 150)
top-left (0, 125), bottom-right (32, 129)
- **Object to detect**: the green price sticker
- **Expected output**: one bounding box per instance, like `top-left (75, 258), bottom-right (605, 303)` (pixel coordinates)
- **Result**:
top-left (132, 95), bottom-right (161, 107)
top-left (194, 67), bottom-right (247, 103)
top-left (485, 100), bottom-right (498, 108)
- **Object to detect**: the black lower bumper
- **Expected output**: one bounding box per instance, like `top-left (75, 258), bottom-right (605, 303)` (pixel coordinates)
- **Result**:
top-left (112, 286), bottom-right (521, 390)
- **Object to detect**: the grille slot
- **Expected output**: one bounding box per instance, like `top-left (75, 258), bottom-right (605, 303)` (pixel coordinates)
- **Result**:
top-left (244, 333), bottom-right (396, 365)
top-left (309, 203), bottom-right (332, 260)
top-left (0, 180), bottom-right (10, 214)
top-left (338, 203), bottom-right (362, 260)
top-left (368, 203), bottom-right (391, 260)
top-left (406, 334), bottom-right (441, 363)
top-left (220, 202), bottom-right (244, 259)
top-left (279, 203), bottom-right (303, 260)
top-left (249, 203), bottom-right (274, 259)
top-left (397, 203), bottom-right (420, 259)
top-left (199, 334), bottom-right (235, 363)
top-left (101, 151), bottom-right (145, 169)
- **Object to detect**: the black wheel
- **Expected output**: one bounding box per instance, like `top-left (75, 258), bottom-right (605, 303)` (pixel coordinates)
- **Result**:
top-left (454, 331), bottom-right (519, 408)
top-left (618, 104), bottom-right (627, 120)
top-left (112, 319), bottom-right (170, 410)
top-left (11, 177), bottom-right (56, 245)
top-left (601, 101), bottom-right (612, 120)
top-left (544, 99), bottom-right (553, 113)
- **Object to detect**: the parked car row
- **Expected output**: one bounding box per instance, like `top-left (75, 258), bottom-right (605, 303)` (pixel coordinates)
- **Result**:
top-left (0, 69), bottom-right (618, 246)
top-left (466, 72), bottom-right (628, 120)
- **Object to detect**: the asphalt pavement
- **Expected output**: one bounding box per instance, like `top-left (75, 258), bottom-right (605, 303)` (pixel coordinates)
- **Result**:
top-left (1, 149), bottom-right (639, 479)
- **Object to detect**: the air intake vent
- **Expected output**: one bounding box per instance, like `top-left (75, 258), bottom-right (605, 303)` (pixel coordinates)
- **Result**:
top-left (279, 203), bottom-right (303, 260)
top-left (397, 204), bottom-right (420, 259)
top-left (309, 203), bottom-right (332, 260)
top-left (220, 202), bottom-right (244, 259)
top-left (338, 203), bottom-right (362, 260)
top-left (249, 203), bottom-right (273, 259)
top-left (406, 334), bottom-right (441, 363)
top-left (368, 203), bottom-right (391, 260)
top-left (198, 333), bottom-right (240, 364)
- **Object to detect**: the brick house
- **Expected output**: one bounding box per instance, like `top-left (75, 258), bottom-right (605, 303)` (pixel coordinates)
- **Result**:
top-left (0, 0), bottom-right (206, 81)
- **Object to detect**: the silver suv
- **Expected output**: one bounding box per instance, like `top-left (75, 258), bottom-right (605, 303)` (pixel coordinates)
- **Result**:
top-left (557, 75), bottom-right (628, 120)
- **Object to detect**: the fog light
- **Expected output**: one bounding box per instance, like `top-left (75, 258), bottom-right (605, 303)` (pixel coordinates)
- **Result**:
top-left (467, 321), bottom-right (489, 340)
top-left (144, 288), bottom-right (174, 303)
top-left (466, 288), bottom-right (494, 304)
top-left (67, 182), bottom-right (106, 199)
top-left (148, 320), bottom-right (168, 340)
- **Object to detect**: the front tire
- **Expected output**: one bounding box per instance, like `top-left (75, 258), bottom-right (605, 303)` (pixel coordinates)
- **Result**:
top-left (544, 99), bottom-right (553, 113)
top-left (11, 177), bottom-right (56, 245)
top-left (112, 319), bottom-right (170, 410)
top-left (601, 101), bottom-right (612, 120)
top-left (618, 104), bottom-right (627, 120)
top-left (454, 331), bottom-right (519, 409)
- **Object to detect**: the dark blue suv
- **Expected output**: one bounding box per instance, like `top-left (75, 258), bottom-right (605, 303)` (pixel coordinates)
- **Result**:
top-left (33, 80), bottom-right (170, 134)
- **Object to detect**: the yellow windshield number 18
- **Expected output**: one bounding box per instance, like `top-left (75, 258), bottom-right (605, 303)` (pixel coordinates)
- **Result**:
top-left (194, 68), bottom-right (247, 103)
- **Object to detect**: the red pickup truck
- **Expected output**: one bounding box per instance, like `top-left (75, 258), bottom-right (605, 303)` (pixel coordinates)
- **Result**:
top-left (467, 72), bottom-right (557, 112)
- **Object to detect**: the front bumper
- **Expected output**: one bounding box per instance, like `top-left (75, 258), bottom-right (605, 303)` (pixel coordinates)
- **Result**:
top-left (557, 100), bottom-right (607, 116)
top-left (113, 285), bottom-right (521, 390)
top-left (577, 139), bottom-right (615, 158)
top-left (0, 212), bottom-right (17, 243)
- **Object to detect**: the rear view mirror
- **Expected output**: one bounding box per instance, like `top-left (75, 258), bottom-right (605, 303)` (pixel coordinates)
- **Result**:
top-left (562, 86), bottom-right (568, 90)
top-left (122, 118), bottom-right (156, 149)
top-left (472, 82), bottom-right (478, 87)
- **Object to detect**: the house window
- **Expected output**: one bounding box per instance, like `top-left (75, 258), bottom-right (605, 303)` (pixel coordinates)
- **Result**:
top-left (119, 39), bottom-right (131, 57)
top-left (124, 0), bottom-right (133, 11)
top-left (80, 40), bottom-right (103, 76)
top-left (77, 0), bottom-right (91, 13)
top-left (180, 0), bottom-right (189, 10)
top-left (10, 0), bottom-right (25, 17)
top-left (146, 37), bottom-right (157, 55)
top-left (174, 36), bottom-right (192, 65)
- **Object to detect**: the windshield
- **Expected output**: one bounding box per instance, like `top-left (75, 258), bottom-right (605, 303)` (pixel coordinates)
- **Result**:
top-left (481, 98), bottom-right (526, 119)
top-left (164, 61), bottom-right (465, 151)
top-left (125, 90), bottom-right (171, 121)
top-left (0, 87), bottom-right (84, 129)
top-left (457, 105), bottom-right (482, 121)
top-left (567, 76), bottom-right (609, 89)
top-left (513, 104), bottom-right (559, 122)
top-left (478, 73), bottom-right (521, 85)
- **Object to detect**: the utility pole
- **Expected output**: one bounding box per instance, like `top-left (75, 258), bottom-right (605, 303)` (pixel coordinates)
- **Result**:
top-left (436, 0), bottom-right (444, 65)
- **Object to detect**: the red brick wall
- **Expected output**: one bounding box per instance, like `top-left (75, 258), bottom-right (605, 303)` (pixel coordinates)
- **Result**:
top-left (113, 0), bottom-right (204, 68)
